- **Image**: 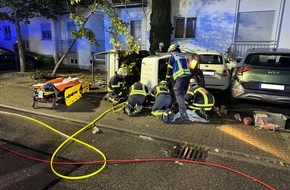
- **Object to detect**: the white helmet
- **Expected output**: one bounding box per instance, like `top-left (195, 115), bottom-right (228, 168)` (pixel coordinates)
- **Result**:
top-left (159, 80), bottom-right (167, 87)
top-left (167, 44), bottom-right (180, 53)
top-left (117, 67), bottom-right (127, 76)
top-left (159, 42), bottom-right (164, 47)
top-left (189, 79), bottom-right (197, 86)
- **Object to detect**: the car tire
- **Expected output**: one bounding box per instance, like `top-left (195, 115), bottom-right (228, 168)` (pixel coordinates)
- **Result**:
top-left (225, 86), bottom-right (237, 108)
top-left (26, 59), bottom-right (36, 69)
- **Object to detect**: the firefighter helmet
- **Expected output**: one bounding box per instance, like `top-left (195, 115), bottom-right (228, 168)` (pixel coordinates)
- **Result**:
top-left (159, 80), bottom-right (167, 87)
top-left (167, 44), bottom-right (180, 53)
top-left (189, 79), bottom-right (196, 86)
top-left (117, 67), bottom-right (127, 76)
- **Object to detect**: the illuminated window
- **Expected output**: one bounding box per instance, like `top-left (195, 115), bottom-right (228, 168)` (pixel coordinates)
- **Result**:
top-left (3, 26), bottom-right (11, 40)
top-left (174, 17), bottom-right (196, 39)
top-left (41, 23), bottom-right (52, 40)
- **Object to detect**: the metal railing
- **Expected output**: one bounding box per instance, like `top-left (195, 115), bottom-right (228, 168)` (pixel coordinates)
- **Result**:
top-left (112, 0), bottom-right (147, 7)
top-left (232, 41), bottom-right (277, 58)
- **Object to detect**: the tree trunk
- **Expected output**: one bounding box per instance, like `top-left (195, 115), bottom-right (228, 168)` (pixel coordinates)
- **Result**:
top-left (149, 0), bottom-right (173, 54)
top-left (51, 39), bottom-right (77, 77)
top-left (51, 3), bottom-right (98, 77)
top-left (14, 16), bottom-right (26, 72)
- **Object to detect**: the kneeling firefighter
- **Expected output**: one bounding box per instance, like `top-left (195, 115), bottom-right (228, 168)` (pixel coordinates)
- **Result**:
top-left (104, 67), bottom-right (128, 105)
top-left (185, 81), bottom-right (215, 120)
top-left (150, 80), bottom-right (174, 123)
top-left (123, 81), bottom-right (148, 116)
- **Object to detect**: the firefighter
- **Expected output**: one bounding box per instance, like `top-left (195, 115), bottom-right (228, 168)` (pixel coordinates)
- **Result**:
top-left (123, 81), bottom-right (148, 116)
top-left (150, 80), bottom-right (174, 123)
top-left (104, 67), bottom-right (128, 105)
top-left (166, 44), bottom-right (191, 121)
top-left (188, 53), bottom-right (205, 88)
top-left (185, 80), bottom-right (215, 120)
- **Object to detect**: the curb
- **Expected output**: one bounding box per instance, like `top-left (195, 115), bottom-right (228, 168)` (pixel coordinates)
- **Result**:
top-left (1, 103), bottom-right (289, 168)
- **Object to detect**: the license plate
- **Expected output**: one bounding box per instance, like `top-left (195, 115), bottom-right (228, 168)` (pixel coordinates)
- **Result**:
top-left (259, 83), bottom-right (285, 90)
top-left (203, 71), bottom-right (215, 76)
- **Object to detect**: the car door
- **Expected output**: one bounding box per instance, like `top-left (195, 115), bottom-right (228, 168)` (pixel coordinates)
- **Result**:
top-left (0, 48), bottom-right (16, 70)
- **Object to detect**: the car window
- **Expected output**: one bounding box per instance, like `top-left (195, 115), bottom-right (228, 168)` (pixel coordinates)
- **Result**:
top-left (245, 54), bottom-right (290, 68)
top-left (0, 48), bottom-right (13, 55)
top-left (199, 55), bottom-right (223, 64)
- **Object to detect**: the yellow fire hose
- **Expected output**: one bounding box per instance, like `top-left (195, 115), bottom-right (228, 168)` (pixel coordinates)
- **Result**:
top-left (0, 102), bottom-right (126, 180)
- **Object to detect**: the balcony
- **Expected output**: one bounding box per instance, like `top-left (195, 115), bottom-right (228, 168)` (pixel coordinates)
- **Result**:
top-left (112, 0), bottom-right (147, 8)
top-left (232, 41), bottom-right (277, 58)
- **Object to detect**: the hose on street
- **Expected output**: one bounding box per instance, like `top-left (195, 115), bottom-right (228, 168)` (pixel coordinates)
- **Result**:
top-left (0, 107), bottom-right (277, 189)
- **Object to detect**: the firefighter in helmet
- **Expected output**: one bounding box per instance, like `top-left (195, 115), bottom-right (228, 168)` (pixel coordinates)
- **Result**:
top-left (150, 80), bottom-right (174, 123)
top-left (188, 53), bottom-right (205, 88)
top-left (104, 67), bottom-right (128, 105)
top-left (185, 79), bottom-right (215, 120)
top-left (123, 81), bottom-right (148, 116)
top-left (166, 44), bottom-right (191, 121)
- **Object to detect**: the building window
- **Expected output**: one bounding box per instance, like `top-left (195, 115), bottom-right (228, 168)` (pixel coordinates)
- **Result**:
top-left (236, 11), bottom-right (274, 41)
top-left (130, 20), bottom-right (142, 45)
top-left (174, 17), bottom-right (196, 39)
top-left (3, 26), bottom-right (11, 40)
top-left (41, 23), bottom-right (52, 40)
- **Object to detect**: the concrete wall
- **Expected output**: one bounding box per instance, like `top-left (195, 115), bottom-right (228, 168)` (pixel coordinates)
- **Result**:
top-left (1, 0), bottom-right (290, 70)
top-left (28, 18), bottom-right (55, 55)
top-left (0, 22), bottom-right (15, 50)
top-left (169, 0), bottom-right (236, 54)
top-left (78, 12), bottom-right (105, 70)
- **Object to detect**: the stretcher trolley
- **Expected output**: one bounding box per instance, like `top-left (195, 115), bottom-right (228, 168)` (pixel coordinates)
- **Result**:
top-left (31, 77), bottom-right (90, 109)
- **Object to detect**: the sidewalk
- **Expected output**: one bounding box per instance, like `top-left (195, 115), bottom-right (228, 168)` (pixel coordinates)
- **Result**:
top-left (0, 73), bottom-right (290, 165)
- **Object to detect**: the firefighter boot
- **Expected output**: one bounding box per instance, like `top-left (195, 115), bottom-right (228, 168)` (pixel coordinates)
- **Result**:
top-left (162, 111), bottom-right (169, 123)
top-left (196, 109), bottom-right (208, 120)
top-left (132, 105), bottom-right (144, 116)
top-left (123, 104), bottom-right (134, 116)
top-left (166, 108), bottom-right (174, 122)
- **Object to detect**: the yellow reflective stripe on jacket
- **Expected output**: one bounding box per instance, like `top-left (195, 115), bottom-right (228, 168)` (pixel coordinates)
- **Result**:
top-left (172, 59), bottom-right (191, 80)
top-left (173, 69), bottom-right (191, 80)
top-left (129, 84), bottom-right (147, 96)
top-left (190, 88), bottom-right (214, 110)
top-left (155, 86), bottom-right (169, 96)
top-left (151, 110), bottom-right (165, 116)
top-left (186, 90), bottom-right (194, 95)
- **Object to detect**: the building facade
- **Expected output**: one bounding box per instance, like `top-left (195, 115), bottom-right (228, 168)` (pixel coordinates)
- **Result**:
top-left (0, 0), bottom-right (289, 70)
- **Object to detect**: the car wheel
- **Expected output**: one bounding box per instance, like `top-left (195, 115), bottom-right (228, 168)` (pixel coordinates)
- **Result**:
top-left (26, 59), bottom-right (36, 69)
top-left (226, 87), bottom-right (237, 108)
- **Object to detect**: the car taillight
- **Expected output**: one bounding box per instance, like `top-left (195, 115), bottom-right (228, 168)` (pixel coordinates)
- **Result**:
top-left (236, 67), bottom-right (253, 74)
top-left (222, 70), bottom-right (228, 76)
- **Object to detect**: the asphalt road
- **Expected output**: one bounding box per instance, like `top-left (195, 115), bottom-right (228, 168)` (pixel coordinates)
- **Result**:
top-left (1, 107), bottom-right (290, 190)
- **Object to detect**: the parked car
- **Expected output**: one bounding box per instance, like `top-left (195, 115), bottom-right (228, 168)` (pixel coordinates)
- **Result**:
top-left (0, 46), bottom-right (38, 70)
top-left (183, 49), bottom-right (230, 91)
top-left (230, 48), bottom-right (290, 104)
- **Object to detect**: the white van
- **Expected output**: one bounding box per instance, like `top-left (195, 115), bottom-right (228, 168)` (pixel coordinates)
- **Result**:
top-left (140, 53), bottom-right (171, 92)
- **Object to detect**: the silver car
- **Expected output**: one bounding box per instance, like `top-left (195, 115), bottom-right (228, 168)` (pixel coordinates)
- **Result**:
top-left (183, 49), bottom-right (230, 91)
